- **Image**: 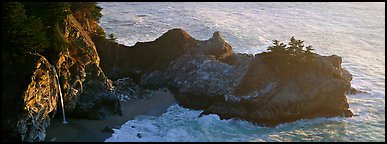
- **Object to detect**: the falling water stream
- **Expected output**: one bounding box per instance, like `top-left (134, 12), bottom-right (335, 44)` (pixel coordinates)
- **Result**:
top-left (51, 64), bottom-right (68, 124)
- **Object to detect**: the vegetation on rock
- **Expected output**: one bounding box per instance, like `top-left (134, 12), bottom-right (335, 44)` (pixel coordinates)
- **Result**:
top-left (70, 2), bottom-right (103, 22)
top-left (263, 36), bottom-right (316, 64)
top-left (2, 2), bottom-right (103, 58)
top-left (2, 2), bottom-right (114, 141)
top-left (2, 2), bottom-right (49, 54)
top-left (108, 33), bottom-right (118, 42)
top-left (259, 36), bottom-right (318, 78)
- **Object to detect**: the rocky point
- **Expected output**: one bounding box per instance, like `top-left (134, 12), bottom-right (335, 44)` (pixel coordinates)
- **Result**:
top-left (95, 28), bottom-right (354, 126)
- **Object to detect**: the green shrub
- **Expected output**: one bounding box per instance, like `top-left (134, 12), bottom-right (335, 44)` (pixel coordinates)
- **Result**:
top-left (95, 26), bottom-right (106, 37)
top-left (264, 37), bottom-right (316, 67)
top-left (108, 33), bottom-right (117, 42)
top-left (266, 39), bottom-right (286, 55)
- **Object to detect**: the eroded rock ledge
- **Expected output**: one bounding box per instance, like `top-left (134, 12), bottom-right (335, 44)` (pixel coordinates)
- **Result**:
top-left (94, 28), bottom-right (354, 126)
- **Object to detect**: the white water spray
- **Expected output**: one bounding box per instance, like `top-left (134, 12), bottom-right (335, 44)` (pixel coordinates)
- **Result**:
top-left (52, 64), bottom-right (68, 124)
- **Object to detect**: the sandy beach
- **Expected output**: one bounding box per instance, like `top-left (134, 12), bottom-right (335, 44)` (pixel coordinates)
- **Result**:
top-left (44, 88), bottom-right (176, 142)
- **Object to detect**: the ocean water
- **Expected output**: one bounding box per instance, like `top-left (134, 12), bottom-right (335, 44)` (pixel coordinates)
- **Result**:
top-left (98, 2), bottom-right (385, 142)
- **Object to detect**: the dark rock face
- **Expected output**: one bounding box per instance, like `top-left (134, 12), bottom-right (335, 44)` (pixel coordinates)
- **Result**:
top-left (114, 77), bottom-right (151, 100)
top-left (96, 28), bottom-right (353, 126)
top-left (232, 55), bottom-right (353, 125)
top-left (93, 28), bottom-right (234, 80)
top-left (70, 63), bottom-right (122, 119)
top-left (2, 54), bottom-right (58, 142)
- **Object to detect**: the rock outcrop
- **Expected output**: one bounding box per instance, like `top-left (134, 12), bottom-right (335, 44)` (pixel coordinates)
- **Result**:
top-left (2, 54), bottom-right (58, 142)
top-left (93, 29), bottom-right (234, 81)
top-left (54, 15), bottom-right (121, 119)
top-left (2, 14), bottom-right (121, 141)
top-left (96, 28), bottom-right (353, 126)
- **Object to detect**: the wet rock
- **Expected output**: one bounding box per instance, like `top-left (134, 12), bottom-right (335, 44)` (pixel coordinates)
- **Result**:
top-left (70, 64), bottom-right (122, 119)
top-left (347, 87), bottom-right (367, 95)
top-left (113, 77), bottom-right (152, 100)
top-left (102, 126), bottom-right (114, 133)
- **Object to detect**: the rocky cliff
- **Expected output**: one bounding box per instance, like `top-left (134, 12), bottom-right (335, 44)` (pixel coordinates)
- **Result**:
top-left (95, 29), bottom-right (353, 126)
top-left (92, 29), bottom-right (234, 81)
top-left (2, 14), bottom-right (121, 141)
top-left (2, 54), bottom-right (58, 141)
top-left (55, 15), bottom-right (121, 119)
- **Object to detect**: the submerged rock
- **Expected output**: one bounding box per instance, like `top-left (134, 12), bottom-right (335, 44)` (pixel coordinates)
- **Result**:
top-left (347, 87), bottom-right (368, 95)
top-left (102, 126), bottom-right (114, 133)
top-left (96, 28), bottom-right (354, 126)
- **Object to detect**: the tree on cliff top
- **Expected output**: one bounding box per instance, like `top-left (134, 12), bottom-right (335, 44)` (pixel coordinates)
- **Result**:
top-left (2, 2), bottom-right (49, 55)
top-left (70, 2), bottom-right (103, 22)
top-left (266, 39), bottom-right (287, 54)
top-left (287, 36), bottom-right (305, 57)
top-left (264, 36), bottom-right (315, 64)
top-left (2, 2), bottom-right (104, 57)
top-left (23, 2), bottom-right (71, 26)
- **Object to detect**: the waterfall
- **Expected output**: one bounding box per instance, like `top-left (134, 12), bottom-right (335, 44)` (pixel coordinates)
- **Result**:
top-left (51, 64), bottom-right (68, 124)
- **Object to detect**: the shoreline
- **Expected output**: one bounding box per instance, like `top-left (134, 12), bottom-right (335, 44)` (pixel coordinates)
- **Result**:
top-left (44, 88), bottom-right (176, 142)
